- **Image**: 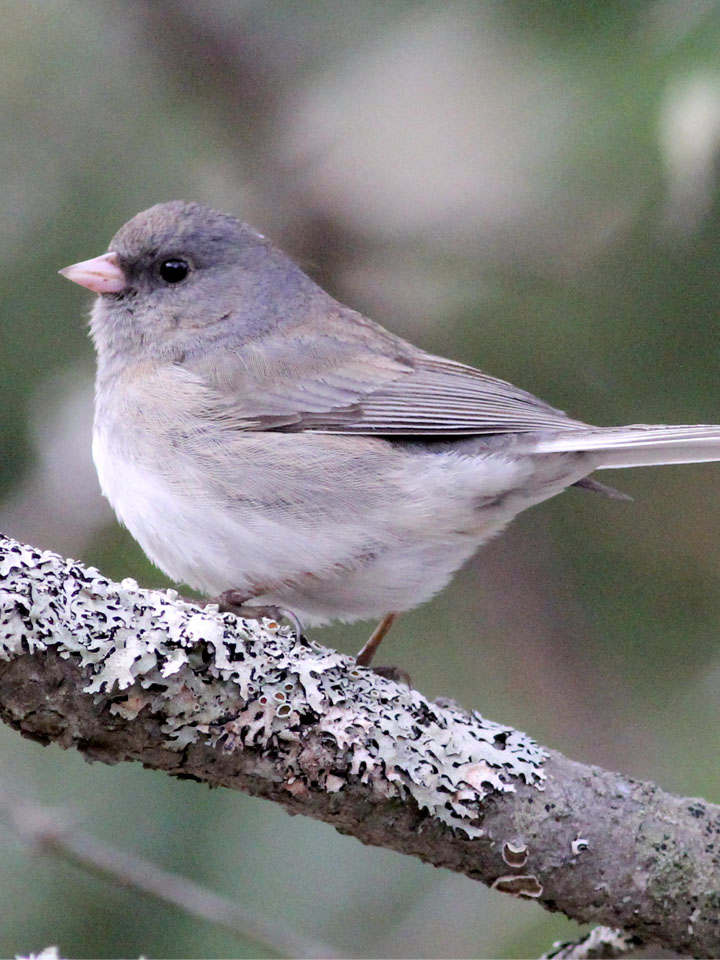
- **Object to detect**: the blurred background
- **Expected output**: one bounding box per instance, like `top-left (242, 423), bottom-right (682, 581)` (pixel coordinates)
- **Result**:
top-left (2, 1), bottom-right (720, 956)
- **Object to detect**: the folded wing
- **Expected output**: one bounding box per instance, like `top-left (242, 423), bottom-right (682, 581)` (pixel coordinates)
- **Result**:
top-left (186, 331), bottom-right (588, 436)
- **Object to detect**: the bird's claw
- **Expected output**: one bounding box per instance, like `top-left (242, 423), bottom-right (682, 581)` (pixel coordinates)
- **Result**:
top-left (210, 590), bottom-right (305, 640)
top-left (369, 664), bottom-right (412, 686)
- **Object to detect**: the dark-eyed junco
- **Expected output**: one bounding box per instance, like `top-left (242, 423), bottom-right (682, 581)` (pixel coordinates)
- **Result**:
top-left (59, 201), bottom-right (720, 665)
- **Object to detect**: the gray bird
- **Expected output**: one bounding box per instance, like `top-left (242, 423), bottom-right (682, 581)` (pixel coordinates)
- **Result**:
top-left (59, 201), bottom-right (720, 666)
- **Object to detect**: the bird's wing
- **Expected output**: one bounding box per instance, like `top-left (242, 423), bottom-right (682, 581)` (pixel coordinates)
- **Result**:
top-left (185, 329), bottom-right (588, 436)
top-left (290, 353), bottom-right (589, 435)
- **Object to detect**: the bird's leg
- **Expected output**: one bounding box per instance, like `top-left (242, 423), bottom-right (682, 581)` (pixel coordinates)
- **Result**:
top-left (356, 613), bottom-right (411, 685)
top-left (356, 612), bottom-right (398, 667)
top-left (199, 588), bottom-right (305, 640)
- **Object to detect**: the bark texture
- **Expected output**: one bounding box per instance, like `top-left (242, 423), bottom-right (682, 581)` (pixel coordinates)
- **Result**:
top-left (0, 534), bottom-right (718, 956)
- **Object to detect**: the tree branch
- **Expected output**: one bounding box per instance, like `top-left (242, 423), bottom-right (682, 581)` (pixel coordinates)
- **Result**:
top-left (540, 926), bottom-right (643, 960)
top-left (0, 788), bottom-right (336, 958)
top-left (0, 534), bottom-right (717, 956)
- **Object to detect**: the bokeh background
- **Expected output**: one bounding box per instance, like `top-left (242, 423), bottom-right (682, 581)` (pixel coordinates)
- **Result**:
top-left (2, 1), bottom-right (720, 957)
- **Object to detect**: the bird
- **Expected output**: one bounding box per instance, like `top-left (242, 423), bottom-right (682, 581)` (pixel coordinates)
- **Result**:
top-left (59, 200), bottom-right (720, 668)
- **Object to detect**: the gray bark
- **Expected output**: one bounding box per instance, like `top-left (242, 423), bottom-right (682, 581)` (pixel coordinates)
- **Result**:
top-left (0, 534), bottom-right (717, 956)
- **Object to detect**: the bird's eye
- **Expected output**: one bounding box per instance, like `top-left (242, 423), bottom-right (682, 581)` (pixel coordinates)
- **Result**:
top-left (159, 258), bottom-right (189, 283)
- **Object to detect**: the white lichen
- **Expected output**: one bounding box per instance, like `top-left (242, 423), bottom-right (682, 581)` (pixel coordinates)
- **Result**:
top-left (0, 535), bottom-right (547, 837)
top-left (541, 926), bottom-right (639, 959)
top-left (502, 840), bottom-right (529, 867)
top-left (16, 948), bottom-right (62, 960)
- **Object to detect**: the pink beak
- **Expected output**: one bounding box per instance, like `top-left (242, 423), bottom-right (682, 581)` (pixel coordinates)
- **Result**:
top-left (58, 251), bottom-right (127, 294)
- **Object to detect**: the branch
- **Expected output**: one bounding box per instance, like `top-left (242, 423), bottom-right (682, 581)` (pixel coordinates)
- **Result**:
top-left (540, 927), bottom-right (643, 960)
top-left (0, 789), bottom-right (335, 958)
top-left (0, 534), bottom-right (717, 956)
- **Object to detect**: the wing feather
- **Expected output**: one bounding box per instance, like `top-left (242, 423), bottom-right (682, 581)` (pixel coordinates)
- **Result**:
top-left (184, 329), bottom-right (586, 437)
top-left (285, 355), bottom-right (588, 435)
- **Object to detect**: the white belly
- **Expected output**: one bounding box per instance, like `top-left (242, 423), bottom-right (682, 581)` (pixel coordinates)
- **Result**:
top-left (93, 421), bottom-right (591, 626)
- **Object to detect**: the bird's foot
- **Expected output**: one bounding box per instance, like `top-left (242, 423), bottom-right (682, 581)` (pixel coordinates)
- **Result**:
top-left (202, 589), bottom-right (305, 640)
top-left (370, 664), bottom-right (412, 686)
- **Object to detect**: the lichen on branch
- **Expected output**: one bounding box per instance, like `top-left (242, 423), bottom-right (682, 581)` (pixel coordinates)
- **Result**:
top-left (0, 535), bottom-right (545, 837)
top-left (2, 533), bottom-right (720, 958)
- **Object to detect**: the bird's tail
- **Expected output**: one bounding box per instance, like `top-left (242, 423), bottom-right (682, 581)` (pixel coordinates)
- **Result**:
top-left (531, 424), bottom-right (720, 469)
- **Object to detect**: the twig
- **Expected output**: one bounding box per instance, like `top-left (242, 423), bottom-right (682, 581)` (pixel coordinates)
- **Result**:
top-left (0, 789), bottom-right (336, 959)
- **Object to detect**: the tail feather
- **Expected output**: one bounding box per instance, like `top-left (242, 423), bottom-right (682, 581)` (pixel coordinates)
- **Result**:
top-left (531, 424), bottom-right (720, 469)
top-left (573, 476), bottom-right (633, 500)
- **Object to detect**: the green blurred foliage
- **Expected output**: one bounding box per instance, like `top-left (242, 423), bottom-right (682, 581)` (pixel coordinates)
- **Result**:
top-left (3, 1), bottom-right (720, 956)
